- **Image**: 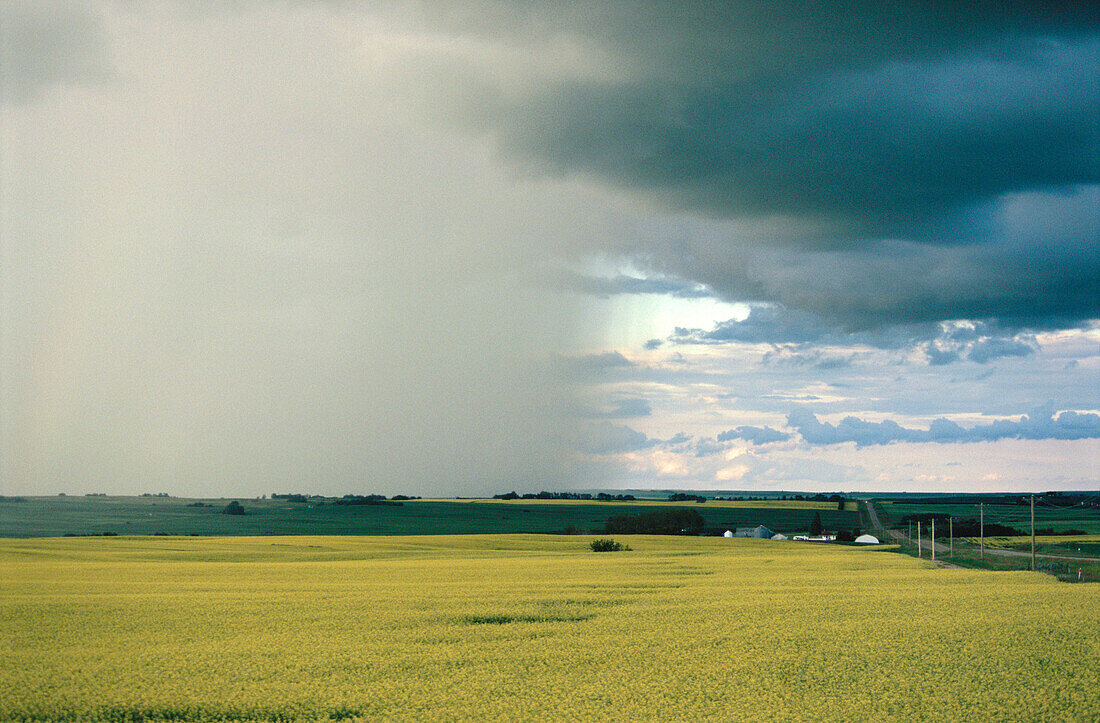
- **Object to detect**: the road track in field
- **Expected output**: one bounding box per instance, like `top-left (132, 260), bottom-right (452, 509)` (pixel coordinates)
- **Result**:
top-left (864, 501), bottom-right (1100, 564)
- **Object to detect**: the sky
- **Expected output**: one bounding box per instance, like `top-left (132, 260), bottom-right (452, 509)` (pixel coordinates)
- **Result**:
top-left (2, 1), bottom-right (1097, 497)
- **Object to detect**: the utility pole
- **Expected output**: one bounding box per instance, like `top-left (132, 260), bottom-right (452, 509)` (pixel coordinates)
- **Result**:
top-left (949, 517), bottom-right (953, 556)
top-left (917, 521), bottom-right (922, 557)
top-left (1031, 495), bottom-right (1036, 572)
top-left (980, 503), bottom-right (984, 560)
top-left (931, 518), bottom-right (935, 561)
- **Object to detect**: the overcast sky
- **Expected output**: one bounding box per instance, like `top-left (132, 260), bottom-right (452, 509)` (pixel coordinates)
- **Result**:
top-left (2, 1), bottom-right (1097, 496)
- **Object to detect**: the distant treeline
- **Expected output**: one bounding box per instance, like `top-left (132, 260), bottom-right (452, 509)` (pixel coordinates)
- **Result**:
top-left (900, 514), bottom-right (1085, 538)
top-left (493, 491), bottom-right (637, 501)
top-left (603, 509), bottom-right (705, 535)
top-left (273, 493), bottom-right (421, 504)
top-left (334, 495), bottom-right (404, 507)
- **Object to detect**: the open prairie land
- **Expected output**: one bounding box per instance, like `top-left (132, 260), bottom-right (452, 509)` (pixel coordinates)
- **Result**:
top-left (0, 496), bottom-right (862, 538)
top-left (1, 535), bottom-right (1097, 722)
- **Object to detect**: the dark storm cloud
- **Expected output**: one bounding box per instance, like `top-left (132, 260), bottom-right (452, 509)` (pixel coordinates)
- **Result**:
top-left (408, 2), bottom-right (1099, 328)
top-left (669, 304), bottom-right (1049, 364)
top-left (0, 2), bottom-right (112, 103)
top-left (428, 2), bottom-right (1098, 232)
top-left (786, 404), bottom-right (1100, 447)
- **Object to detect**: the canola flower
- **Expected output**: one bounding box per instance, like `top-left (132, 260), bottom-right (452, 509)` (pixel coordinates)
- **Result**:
top-left (0, 534), bottom-right (1097, 722)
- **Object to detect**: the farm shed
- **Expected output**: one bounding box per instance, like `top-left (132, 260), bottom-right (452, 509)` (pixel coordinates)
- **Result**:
top-left (734, 525), bottom-right (775, 539)
top-left (723, 530), bottom-right (734, 538)
top-left (854, 534), bottom-right (880, 544)
top-left (770, 533), bottom-right (788, 540)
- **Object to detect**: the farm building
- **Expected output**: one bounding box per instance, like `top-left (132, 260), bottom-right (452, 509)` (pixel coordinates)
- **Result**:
top-left (854, 534), bottom-right (880, 544)
top-left (723, 530), bottom-right (734, 538)
top-left (734, 525), bottom-right (775, 539)
top-left (770, 533), bottom-right (788, 540)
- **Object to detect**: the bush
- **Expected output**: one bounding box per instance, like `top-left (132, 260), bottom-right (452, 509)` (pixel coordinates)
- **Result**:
top-left (222, 501), bottom-right (245, 516)
top-left (590, 539), bottom-right (625, 552)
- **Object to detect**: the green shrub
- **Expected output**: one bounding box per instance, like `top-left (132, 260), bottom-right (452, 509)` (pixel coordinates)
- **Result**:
top-left (590, 538), bottom-right (625, 552)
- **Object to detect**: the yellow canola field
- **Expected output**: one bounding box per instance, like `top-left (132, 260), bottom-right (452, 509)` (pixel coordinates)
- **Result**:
top-left (0, 535), bottom-right (1097, 722)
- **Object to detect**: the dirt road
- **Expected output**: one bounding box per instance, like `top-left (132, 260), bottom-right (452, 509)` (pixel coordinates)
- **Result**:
top-left (864, 501), bottom-right (1099, 564)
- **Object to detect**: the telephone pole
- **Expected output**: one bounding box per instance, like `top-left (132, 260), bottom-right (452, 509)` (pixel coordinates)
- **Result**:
top-left (1031, 495), bottom-right (1036, 572)
top-left (949, 517), bottom-right (953, 556)
top-left (931, 518), bottom-right (935, 561)
top-left (917, 521), bottom-right (922, 557)
top-left (980, 503), bottom-right (984, 560)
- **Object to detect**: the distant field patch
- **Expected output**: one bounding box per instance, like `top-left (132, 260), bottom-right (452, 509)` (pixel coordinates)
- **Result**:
top-left (431, 498), bottom-right (845, 510)
top-left (962, 535), bottom-right (1100, 557)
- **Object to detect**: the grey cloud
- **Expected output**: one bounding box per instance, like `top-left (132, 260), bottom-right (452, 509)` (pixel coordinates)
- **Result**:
top-left (787, 405), bottom-right (1100, 446)
top-left (926, 345), bottom-right (962, 366)
top-left (966, 337), bottom-right (1036, 363)
top-left (643, 338), bottom-right (663, 350)
top-left (578, 422), bottom-right (655, 454)
top-left (671, 304), bottom-right (1049, 365)
top-left (717, 426), bottom-right (791, 445)
top-left (672, 305), bottom-right (837, 345)
top-left (558, 271), bottom-right (713, 299)
top-left (0, 2), bottom-right (112, 103)
top-left (561, 351), bottom-right (634, 378)
top-left (925, 323), bottom-right (1038, 364)
top-left (582, 397), bottom-right (652, 419)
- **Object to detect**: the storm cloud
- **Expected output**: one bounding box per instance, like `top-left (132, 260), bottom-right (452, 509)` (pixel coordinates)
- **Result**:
top-left (394, 2), bottom-right (1099, 328)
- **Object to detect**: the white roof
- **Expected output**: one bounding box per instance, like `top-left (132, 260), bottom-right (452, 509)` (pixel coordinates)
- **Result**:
top-left (854, 534), bottom-right (880, 544)
top-left (723, 530), bottom-right (734, 537)
top-left (770, 533), bottom-right (788, 540)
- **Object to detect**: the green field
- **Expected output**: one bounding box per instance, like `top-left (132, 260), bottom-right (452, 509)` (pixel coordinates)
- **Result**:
top-left (1, 535), bottom-right (1096, 721)
top-left (874, 500), bottom-right (1100, 534)
top-left (0, 496), bottom-right (863, 538)
top-left (960, 535), bottom-right (1100, 557)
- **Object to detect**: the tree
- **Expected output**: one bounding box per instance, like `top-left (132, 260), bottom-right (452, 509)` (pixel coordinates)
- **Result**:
top-left (809, 511), bottom-right (823, 536)
top-left (222, 501), bottom-right (245, 516)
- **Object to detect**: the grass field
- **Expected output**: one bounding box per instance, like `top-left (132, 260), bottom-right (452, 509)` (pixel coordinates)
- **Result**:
top-left (960, 535), bottom-right (1100, 557)
top-left (1, 535), bottom-right (1097, 721)
top-left (875, 501), bottom-right (1100, 534)
top-left (0, 496), bottom-right (863, 538)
